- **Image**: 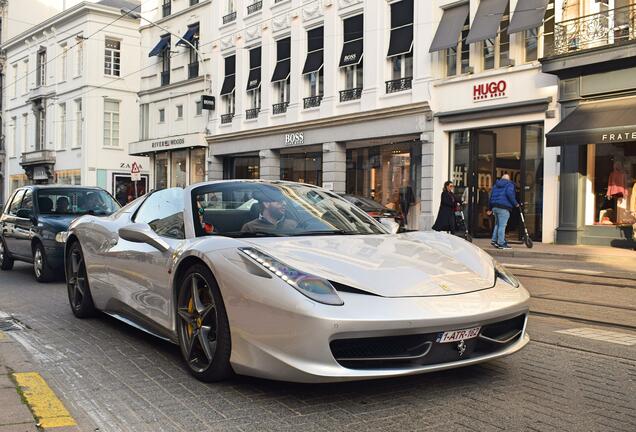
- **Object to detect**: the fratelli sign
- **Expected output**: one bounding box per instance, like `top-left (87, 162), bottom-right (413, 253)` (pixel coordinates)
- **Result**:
top-left (601, 130), bottom-right (636, 143)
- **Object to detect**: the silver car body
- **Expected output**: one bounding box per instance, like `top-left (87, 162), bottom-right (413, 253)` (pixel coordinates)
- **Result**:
top-left (66, 181), bottom-right (530, 383)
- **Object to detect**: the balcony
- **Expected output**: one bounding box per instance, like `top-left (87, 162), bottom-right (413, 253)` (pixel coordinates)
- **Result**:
top-left (161, 71), bottom-right (170, 87)
top-left (385, 77), bottom-right (413, 94)
top-left (188, 63), bottom-right (199, 79)
top-left (223, 11), bottom-right (237, 24)
top-left (162, 2), bottom-right (171, 17)
top-left (247, 1), bottom-right (262, 15)
top-left (339, 87), bottom-right (363, 102)
top-left (272, 102), bottom-right (289, 115)
top-left (221, 113), bottom-right (234, 124)
top-left (303, 95), bottom-right (322, 109)
top-left (245, 108), bottom-right (260, 120)
top-left (550, 4), bottom-right (636, 56)
top-left (20, 149), bottom-right (56, 167)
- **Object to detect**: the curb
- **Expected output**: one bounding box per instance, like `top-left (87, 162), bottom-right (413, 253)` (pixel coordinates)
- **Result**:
top-left (482, 247), bottom-right (634, 264)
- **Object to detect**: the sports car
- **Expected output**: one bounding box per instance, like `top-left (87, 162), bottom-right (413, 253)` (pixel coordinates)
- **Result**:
top-left (63, 180), bottom-right (529, 383)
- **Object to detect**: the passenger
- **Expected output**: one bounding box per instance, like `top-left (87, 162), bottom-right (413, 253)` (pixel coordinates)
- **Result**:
top-left (241, 188), bottom-right (297, 233)
top-left (56, 196), bottom-right (70, 214)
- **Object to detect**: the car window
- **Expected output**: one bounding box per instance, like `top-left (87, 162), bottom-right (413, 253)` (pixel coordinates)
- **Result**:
top-left (37, 189), bottom-right (119, 216)
top-left (21, 190), bottom-right (33, 212)
top-left (8, 190), bottom-right (26, 216)
top-left (134, 188), bottom-right (185, 239)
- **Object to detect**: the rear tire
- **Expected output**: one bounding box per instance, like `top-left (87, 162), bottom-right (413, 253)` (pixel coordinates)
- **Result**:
top-left (176, 264), bottom-right (232, 382)
top-left (66, 242), bottom-right (96, 318)
top-left (33, 242), bottom-right (54, 282)
top-left (0, 238), bottom-right (14, 271)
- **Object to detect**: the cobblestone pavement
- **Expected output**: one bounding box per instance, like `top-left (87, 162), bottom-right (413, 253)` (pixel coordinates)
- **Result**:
top-left (1, 262), bottom-right (635, 432)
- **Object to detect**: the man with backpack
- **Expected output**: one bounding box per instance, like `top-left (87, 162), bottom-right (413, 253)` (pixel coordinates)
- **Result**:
top-left (488, 174), bottom-right (519, 250)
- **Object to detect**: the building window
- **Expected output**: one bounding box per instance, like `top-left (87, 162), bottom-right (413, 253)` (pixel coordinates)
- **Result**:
top-left (103, 100), bottom-right (120, 147)
top-left (155, 152), bottom-right (169, 190)
top-left (344, 65), bottom-right (363, 91)
top-left (272, 37), bottom-right (291, 113)
top-left (280, 151), bottom-right (323, 186)
top-left (223, 0), bottom-right (237, 24)
top-left (161, 47), bottom-right (171, 86)
top-left (275, 79), bottom-right (290, 105)
top-left (306, 71), bottom-right (323, 98)
top-left (246, 46), bottom-right (261, 118)
top-left (74, 99), bottom-right (82, 148)
top-left (303, 27), bottom-right (324, 108)
top-left (162, 0), bottom-right (171, 17)
top-left (188, 26), bottom-right (200, 79)
top-left (140, 104), bottom-right (149, 140)
top-left (248, 88), bottom-right (261, 110)
top-left (195, 100), bottom-right (202, 116)
top-left (12, 64), bottom-right (17, 98)
top-left (386, 0), bottom-right (414, 92)
top-left (59, 103), bottom-right (66, 150)
top-left (22, 114), bottom-right (28, 154)
top-left (37, 48), bottom-right (46, 87)
top-left (446, 17), bottom-right (470, 76)
top-left (339, 14), bottom-right (364, 102)
top-left (10, 118), bottom-right (16, 157)
top-left (190, 0), bottom-right (199, 6)
top-left (35, 101), bottom-right (46, 150)
top-left (391, 52), bottom-right (413, 81)
top-left (176, 104), bottom-right (183, 119)
top-left (61, 43), bottom-right (68, 81)
top-left (222, 92), bottom-right (235, 116)
top-left (483, 5), bottom-right (510, 70)
top-left (23, 60), bottom-right (29, 93)
top-left (76, 37), bottom-right (83, 76)
top-left (526, 0), bottom-right (554, 61)
top-left (104, 39), bottom-right (121, 76)
top-left (159, 108), bottom-right (166, 123)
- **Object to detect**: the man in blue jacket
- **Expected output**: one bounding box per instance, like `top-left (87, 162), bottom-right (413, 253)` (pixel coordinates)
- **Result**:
top-left (488, 174), bottom-right (519, 249)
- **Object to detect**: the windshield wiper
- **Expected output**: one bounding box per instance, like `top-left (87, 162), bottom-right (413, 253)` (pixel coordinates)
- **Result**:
top-left (212, 231), bottom-right (285, 238)
top-left (289, 230), bottom-right (359, 236)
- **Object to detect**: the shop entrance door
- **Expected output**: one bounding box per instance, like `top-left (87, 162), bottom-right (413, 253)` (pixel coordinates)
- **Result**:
top-left (469, 132), bottom-right (496, 238)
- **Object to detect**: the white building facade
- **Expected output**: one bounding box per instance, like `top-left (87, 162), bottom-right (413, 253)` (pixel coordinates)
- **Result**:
top-left (2, 0), bottom-right (148, 204)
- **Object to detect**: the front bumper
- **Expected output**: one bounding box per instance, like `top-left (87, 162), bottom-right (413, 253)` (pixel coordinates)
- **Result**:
top-left (215, 256), bottom-right (530, 383)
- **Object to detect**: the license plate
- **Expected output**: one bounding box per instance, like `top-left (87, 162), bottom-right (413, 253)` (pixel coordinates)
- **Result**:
top-left (454, 211), bottom-right (463, 216)
top-left (436, 326), bottom-right (481, 343)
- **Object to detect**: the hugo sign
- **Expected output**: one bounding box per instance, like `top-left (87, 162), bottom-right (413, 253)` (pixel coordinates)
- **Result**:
top-left (473, 80), bottom-right (507, 102)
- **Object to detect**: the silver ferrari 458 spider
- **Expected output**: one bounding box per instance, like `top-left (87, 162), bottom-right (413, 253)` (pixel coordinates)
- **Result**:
top-left (62, 180), bottom-right (529, 383)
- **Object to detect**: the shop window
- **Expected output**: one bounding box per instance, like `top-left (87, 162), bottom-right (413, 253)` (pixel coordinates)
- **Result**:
top-left (446, 17), bottom-right (470, 77)
top-left (104, 39), bottom-right (121, 77)
top-left (224, 156), bottom-right (260, 179)
top-left (155, 152), bottom-right (169, 190)
top-left (280, 152), bottom-right (323, 186)
top-left (190, 148), bottom-right (206, 185)
top-left (55, 170), bottom-right (82, 185)
top-left (171, 150), bottom-right (188, 188)
top-left (482, 5), bottom-right (510, 71)
top-left (587, 143), bottom-right (636, 226)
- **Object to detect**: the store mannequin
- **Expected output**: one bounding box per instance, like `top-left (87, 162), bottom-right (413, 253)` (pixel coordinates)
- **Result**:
top-left (607, 161), bottom-right (628, 224)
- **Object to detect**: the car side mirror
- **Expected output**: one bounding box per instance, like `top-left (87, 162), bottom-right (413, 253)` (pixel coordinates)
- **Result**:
top-left (379, 218), bottom-right (400, 234)
top-left (118, 223), bottom-right (170, 252)
top-left (15, 208), bottom-right (33, 220)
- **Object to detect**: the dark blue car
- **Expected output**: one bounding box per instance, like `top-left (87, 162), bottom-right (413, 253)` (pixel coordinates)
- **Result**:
top-left (0, 185), bottom-right (119, 282)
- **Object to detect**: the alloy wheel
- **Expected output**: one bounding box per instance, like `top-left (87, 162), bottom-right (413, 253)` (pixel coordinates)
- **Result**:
top-left (0, 242), bottom-right (4, 263)
top-left (68, 248), bottom-right (87, 310)
top-left (177, 273), bottom-right (219, 373)
top-left (34, 247), bottom-right (43, 278)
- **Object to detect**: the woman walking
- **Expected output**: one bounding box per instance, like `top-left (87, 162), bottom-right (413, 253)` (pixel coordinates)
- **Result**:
top-left (432, 181), bottom-right (457, 233)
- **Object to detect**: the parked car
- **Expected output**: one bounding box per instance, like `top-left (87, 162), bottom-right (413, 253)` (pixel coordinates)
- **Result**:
top-left (63, 180), bottom-right (529, 383)
top-left (340, 194), bottom-right (405, 228)
top-left (0, 185), bottom-right (119, 282)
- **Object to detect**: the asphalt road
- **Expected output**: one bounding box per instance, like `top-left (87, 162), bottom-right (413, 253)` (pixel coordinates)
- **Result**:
top-left (0, 259), bottom-right (634, 432)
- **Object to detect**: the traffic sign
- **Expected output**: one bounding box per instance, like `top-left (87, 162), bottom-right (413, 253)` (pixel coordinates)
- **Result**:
top-left (131, 162), bottom-right (141, 182)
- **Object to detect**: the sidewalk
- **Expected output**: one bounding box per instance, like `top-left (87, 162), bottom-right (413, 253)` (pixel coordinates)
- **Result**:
top-left (474, 238), bottom-right (635, 264)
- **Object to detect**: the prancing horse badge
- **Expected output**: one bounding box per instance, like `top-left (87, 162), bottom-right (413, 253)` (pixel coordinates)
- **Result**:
top-left (457, 340), bottom-right (467, 357)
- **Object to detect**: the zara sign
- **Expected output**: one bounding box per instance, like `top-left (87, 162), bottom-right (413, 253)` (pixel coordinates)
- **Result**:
top-left (473, 80), bottom-right (507, 102)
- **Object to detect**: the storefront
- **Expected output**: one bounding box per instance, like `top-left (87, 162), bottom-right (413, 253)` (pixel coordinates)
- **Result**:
top-left (433, 66), bottom-right (559, 243)
top-left (208, 103), bottom-right (432, 229)
top-left (128, 133), bottom-right (208, 190)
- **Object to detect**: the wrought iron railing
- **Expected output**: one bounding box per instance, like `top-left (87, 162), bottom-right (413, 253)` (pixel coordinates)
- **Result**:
top-left (162, 2), bottom-right (171, 17)
top-left (223, 11), bottom-right (237, 24)
top-left (188, 63), bottom-right (199, 79)
top-left (339, 87), bottom-right (363, 102)
top-left (247, 1), bottom-right (262, 14)
top-left (272, 102), bottom-right (289, 115)
top-left (551, 4), bottom-right (636, 56)
top-left (161, 71), bottom-right (170, 86)
top-left (221, 113), bottom-right (234, 124)
top-left (246, 108), bottom-right (260, 119)
top-left (303, 95), bottom-right (322, 109)
top-left (385, 77), bottom-right (412, 94)
top-left (190, 0), bottom-right (199, 6)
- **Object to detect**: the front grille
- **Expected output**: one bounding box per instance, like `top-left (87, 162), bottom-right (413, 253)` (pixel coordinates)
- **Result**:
top-left (330, 314), bottom-right (526, 369)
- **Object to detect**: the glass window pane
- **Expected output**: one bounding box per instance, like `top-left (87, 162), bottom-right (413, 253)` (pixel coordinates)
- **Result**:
top-left (171, 150), bottom-right (188, 188)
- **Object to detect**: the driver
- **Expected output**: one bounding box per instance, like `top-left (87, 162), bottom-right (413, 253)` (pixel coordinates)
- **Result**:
top-left (82, 193), bottom-right (106, 212)
top-left (241, 188), bottom-right (297, 233)
top-left (56, 196), bottom-right (70, 213)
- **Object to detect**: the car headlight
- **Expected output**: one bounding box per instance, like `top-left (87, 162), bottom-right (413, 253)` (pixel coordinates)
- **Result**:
top-left (55, 231), bottom-right (69, 244)
top-left (494, 261), bottom-right (520, 288)
top-left (239, 247), bottom-right (344, 306)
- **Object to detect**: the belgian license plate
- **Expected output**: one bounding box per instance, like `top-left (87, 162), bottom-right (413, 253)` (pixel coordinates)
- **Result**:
top-left (436, 326), bottom-right (481, 343)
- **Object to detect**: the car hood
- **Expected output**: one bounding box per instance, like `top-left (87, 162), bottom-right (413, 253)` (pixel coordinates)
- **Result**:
top-left (38, 214), bottom-right (79, 232)
top-left (241, 231), bottom-right (495, 297)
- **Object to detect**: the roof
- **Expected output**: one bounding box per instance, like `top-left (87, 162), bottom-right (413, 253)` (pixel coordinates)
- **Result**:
top-left (97, 0), bottom-right (141, 10)
top-left (19, 185), bottom-right (105, 191)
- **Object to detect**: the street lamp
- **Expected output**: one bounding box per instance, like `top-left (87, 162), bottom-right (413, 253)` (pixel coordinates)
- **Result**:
top-left (121, 8), bottom-right (209, 93)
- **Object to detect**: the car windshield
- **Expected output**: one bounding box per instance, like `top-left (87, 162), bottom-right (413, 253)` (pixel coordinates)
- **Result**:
top-left (192, 182), bottom-right (388, 238)
top-left (342, 195), bottom-right (387, 212)
top-left (37, 189), bottom-right (120, 216)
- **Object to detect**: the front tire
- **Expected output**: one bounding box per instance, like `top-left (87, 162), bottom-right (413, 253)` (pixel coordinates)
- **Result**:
top-left (176, 264), bottom-right (232, 382)
top-left (524, 236), bottom-right (534, 249)
top-left (33, 242), bottom-right (54, 282)
top-left (0, 238), bottom-right (14, 271)
top-left (66, 242), bottom-right (96, 318)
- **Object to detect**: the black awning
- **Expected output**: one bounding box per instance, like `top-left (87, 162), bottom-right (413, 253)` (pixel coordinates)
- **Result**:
top-left (387, 25), bottom-right (413, 57)
top-left (149, 35), bottom-right (170, 57)
top-left (508, 0), bottom-right (549, 33)
top-left (339, 38), bottom-right (363, 67)
top-left (466, 0), bottom-right (509, 44)
top-left (307, 27), bottom-right (324, 52)
top-left (247, 68), bottom-right (261, 91)
top-left (221, 55), bottom-right (236, 95)
top-left (271, 58), bottom-right (290, 82)
top-left (390, 0), bottom-right (413, 28)
top-left (276, 37), bottom-right (291, 61)
top-left (429, 4), bottom-right (470, 52)
top-left (302, 50), bottom-right (323, 74)
top-left (344, 14), bottom-right (363, 42)
top-left (546, 97), bottom-right (636, 147)
top-left (176, 23), bottom-right (199, 47)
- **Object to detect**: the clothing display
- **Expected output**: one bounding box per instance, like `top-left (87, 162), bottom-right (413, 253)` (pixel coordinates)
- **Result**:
top-left (607, 168), bottom-right (627, 197)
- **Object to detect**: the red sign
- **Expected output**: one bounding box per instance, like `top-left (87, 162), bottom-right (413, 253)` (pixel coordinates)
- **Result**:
top-left (473, 80), bottom-right (507, 101)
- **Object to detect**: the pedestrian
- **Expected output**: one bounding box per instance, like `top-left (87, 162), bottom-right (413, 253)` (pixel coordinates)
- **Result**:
top-left (488, 174), bottom-right (519, 249)
top-left (432, 181), bottom-right (457, 233)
